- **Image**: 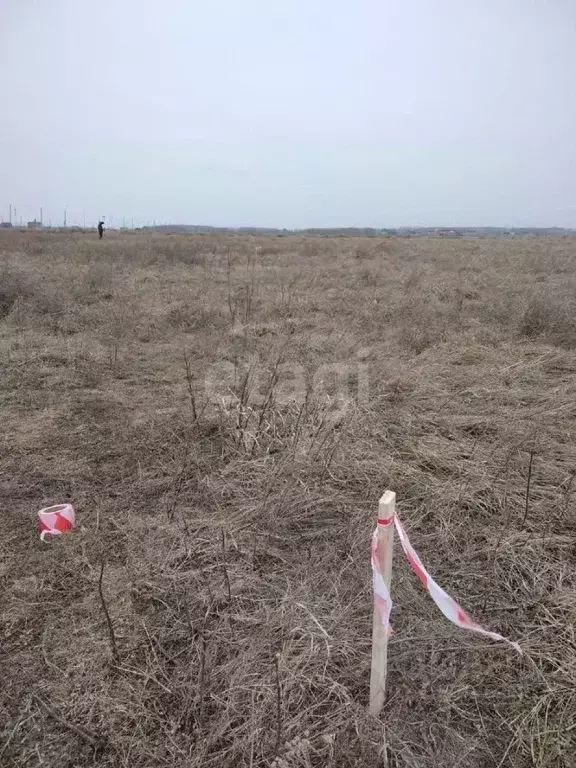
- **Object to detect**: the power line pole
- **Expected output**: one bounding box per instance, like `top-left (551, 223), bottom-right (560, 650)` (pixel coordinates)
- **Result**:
top-left (64, 209), bottom-right (67, 227)
top-left (40, 207), bottom-right (43, 226)
top-left (9, 204), bottom-right (12, 225)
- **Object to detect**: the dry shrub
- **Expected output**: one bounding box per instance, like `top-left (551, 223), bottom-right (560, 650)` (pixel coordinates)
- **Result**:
top-left (71, 263), bottom-right (116, 303)
top-left (402, 269), bottom-right (422, 294)
top-left (373, 239), bottom-right (394, 256)
top-left (396, 295), bottom-right (452, 354)
top-left (164, 302), bottom-right (224, 331)
top-left (519, 292), bottom-right (576, 346)
top-left (301, 240), bottom-right (334, 260)
top-left (354, 246), bottom-right (373, 260)
top-left (259, 243), bottom-right (286, 257)
top-left (153, 237), bottom-right (207, 265)
top-left (400, 324), bottom-right (444, 355)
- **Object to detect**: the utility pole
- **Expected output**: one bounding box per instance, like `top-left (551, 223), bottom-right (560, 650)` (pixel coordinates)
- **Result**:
top-left (9, 204), bottom-right (12, 225)
top-left (13, 207), bottom-right (17, 225)
top-left (131, 217), bottom-right (134, 230)
top-left (40, 207), bottom-right (43, 226)
top-left (64, 209), bottom-right (67, 227)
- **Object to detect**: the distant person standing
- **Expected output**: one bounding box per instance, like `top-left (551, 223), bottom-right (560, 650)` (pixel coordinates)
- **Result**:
top-left (98, 220), bottom-right (105, 239)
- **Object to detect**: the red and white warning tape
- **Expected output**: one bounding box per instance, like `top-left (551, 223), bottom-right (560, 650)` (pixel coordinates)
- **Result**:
top-left (372, 513), bottom-right (521, 653)
top-left (34, 500), bottom-right (518, 651)
top-left (38, 504), bottom-right (75, 541)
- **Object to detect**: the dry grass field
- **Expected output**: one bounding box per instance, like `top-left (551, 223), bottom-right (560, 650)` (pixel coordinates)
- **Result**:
top-left (1, 230), bottom-right (576, 767)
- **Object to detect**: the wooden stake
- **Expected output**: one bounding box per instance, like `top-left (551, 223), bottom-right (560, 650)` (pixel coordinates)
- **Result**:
top-left (369, 490), bottom-right (395, 716)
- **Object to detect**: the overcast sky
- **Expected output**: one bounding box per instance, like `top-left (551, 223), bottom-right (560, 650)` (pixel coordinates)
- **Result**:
top-left (1, 0), bottom-right (575, 228)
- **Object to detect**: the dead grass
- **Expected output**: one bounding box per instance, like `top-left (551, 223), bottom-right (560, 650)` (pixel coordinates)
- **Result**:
top-left (0, 263), bottom-right (35, 319)
top-left (1, 231), bottom-right (576, 767)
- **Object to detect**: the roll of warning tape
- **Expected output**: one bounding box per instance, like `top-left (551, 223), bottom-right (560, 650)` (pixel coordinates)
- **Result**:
top-left (38, 504), bottom-right (75, 541)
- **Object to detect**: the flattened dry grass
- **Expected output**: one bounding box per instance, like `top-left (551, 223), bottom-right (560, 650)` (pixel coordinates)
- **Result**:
top-left (1, 230), bottom-right (576, 767)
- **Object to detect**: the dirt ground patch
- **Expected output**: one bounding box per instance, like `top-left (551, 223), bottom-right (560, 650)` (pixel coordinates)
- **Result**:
top-left (1, 230), bottom-right (576, 767)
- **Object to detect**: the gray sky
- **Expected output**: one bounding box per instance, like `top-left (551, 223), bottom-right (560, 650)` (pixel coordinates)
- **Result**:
top-left (1, 0), bottom-right (575, 228)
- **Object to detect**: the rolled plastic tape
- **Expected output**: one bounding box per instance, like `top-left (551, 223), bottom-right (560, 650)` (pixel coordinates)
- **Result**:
top-left (38, 504), bottom-right (75, 541)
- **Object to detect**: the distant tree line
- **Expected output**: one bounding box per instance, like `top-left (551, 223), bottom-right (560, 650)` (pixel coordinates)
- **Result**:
top-left (140, 224), bottom-right (574, 238)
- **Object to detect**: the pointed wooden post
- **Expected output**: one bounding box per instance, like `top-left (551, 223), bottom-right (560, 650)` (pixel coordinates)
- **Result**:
top-left (369, 490), bottom-right (395, 716)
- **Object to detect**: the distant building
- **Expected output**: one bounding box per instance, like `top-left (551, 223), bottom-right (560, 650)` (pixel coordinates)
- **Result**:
top-left (27, 219), bottom-right (42, 229)
top-left (436, 229), bottom-right (463, 238)
top-left (0, 222), bottom-right (13, 228)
